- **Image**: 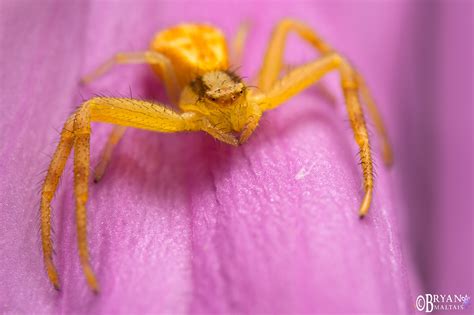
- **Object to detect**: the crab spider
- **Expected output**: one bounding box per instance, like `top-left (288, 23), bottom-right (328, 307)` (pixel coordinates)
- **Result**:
top-left (40, 19), bottom-right (393, 292)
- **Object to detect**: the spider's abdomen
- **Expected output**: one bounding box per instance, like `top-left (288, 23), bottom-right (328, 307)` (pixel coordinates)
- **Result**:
top-left (150, 24), bottom-right (229, 87)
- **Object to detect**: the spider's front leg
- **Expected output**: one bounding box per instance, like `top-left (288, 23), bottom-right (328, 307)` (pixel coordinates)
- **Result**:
top-left (80, 51), bottom-right (181, 182)
top-left (72, 105), bottom-right (101, 292)
top-left (253, 53), bottom-right (375, 217)
top-left (259, 19), bottom-right (393, 165)
top-left (40, 117), bottom-right (75, 290)
top-left (254, 19), bottom-right (394, 217)
top-left (80, 52), bottom-right (180, 102)
top-left (40, 97), bottom-right (199, 291)
top-left (93, 125), bottom-right (127, 182)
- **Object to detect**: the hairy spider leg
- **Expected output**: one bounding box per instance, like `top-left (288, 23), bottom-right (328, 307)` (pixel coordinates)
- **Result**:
top-left (80, 51), bottom-right (180, 181)
top-left (231, 21), bottom-right (251, 67)
top-left (254, 50), bottom-right (374, 217)
top-left (280, 62), bottom-right (338, 107)
top-left (40, 117), bottom-right (75, 290)
top-left (356, 74), bottom-right (393, 165)
top-left (259, 18), bottom-right (393, 165)
top-left (83, 23), bottom-right (248, 182)
top-left (40, 97), bottom-right (198, 291)
top-left (93, 125), bottom-right (126, 182)
top-left (256, 19), bottom-right (394, 216)
top-left (80, 51), bottom-right (180, 102)
top-left (72, 106), bottom-right (99, 292)
top-left (258, 19), bottom-right (333, 90)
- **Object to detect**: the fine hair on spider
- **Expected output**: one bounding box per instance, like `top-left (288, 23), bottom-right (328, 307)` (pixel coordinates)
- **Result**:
top-left (39, 19), bottom-right (393, 293)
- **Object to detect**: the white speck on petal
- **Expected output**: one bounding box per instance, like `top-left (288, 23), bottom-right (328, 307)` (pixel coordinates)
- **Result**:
top-left (295, 161), bottom-right (317, 180)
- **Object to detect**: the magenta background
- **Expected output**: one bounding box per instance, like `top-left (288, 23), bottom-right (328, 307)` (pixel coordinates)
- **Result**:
top-left (0, 1), bottom-right (472, 314)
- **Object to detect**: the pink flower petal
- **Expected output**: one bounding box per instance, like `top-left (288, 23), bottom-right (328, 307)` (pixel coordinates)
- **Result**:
top-left (6, 1), bottom-right (465, 314)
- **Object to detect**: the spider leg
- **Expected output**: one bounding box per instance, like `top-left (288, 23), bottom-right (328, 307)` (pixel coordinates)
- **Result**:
top-left (80, 51), bottom-right (179, 103)
top-left (356, 74), bottom-right (393, 165)
top-left (93, 125), bottom-right (127, 182)
top-left (280, 62), bottom-right (337, 107)
top-left (82, 51), bottom-right (180, 181)
top-left (257, 19), bottom-right (333, 91)
top-left (72, 107), bottom-right (99, 292)
top-left (253, 53), bottom-right (374, 217)
top-left (40, 117), bottom-right (75, 290)
top-left (258, 18), bottom-right (392, 165)
top-left (40, 97), bottom-right (199, 291)
top-left (230, 20), bottom-right (251, 67)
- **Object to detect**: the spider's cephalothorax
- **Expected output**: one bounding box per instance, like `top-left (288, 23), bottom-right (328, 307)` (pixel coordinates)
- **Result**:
top-left (184, 70), bottom-right (252, 137)
top-left (41, 20), bottom-right (393, 292)
top-left (190, 70), bottom-right (246, 105)
top-left (148, 24), bottom-right (259, 142)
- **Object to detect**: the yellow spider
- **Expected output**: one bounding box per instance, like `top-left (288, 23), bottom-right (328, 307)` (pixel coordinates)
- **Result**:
top-left (40, 19), bottom-right (393, 293)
